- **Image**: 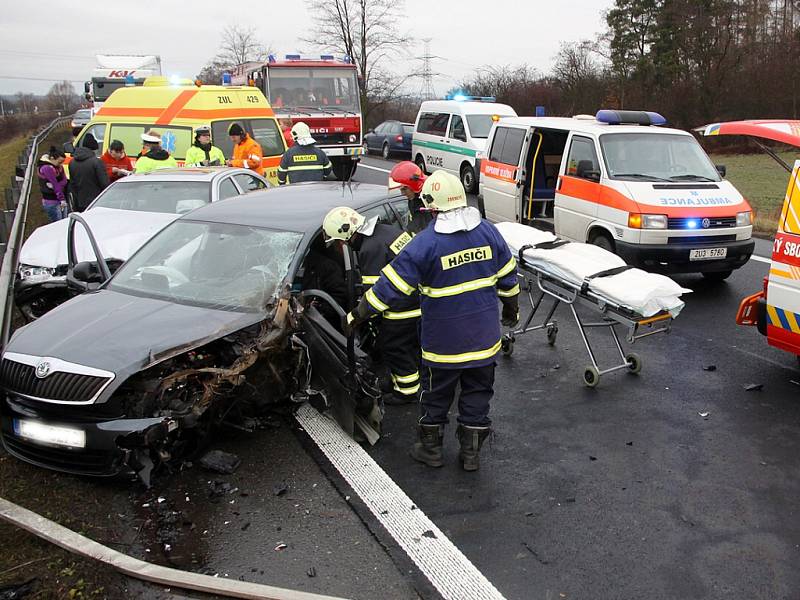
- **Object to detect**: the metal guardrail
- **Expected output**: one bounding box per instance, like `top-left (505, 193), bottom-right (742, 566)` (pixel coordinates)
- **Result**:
top-left (0, 116), bottom-right (69, 349)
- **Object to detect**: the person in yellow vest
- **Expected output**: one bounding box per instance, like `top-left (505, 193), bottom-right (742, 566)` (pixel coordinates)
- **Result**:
top-left (134, 130), bottom-right (178, 174)
top-left (184, 125), bottom-right (225, 167)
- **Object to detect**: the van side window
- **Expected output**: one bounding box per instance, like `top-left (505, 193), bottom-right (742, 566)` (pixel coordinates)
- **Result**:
top-left (361, 204), bottom-right (397, 226)
top-left (449, 115), bottom-right (467, 142)
top-left (566, 136), bottom-right (601, 181)
top-left (784, 171), bottom-right (800, 234)
top-left (109, 125), bottom-right (193, 160)
top-left (78, 123), bottom-right (107, 156)
top-left (417, 112), bottom-right (449, 136)
top-left (488, 126), bottom-right (526, 166)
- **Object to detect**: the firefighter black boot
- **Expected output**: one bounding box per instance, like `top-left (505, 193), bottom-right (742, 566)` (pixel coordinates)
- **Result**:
top-left (409, 424), bottom-right (444, 467)
top-left (457, 424), bottom-right (491, 472)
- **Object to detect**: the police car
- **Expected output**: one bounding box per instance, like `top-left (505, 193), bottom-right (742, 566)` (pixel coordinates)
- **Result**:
top-left (412, 96), bottom-right (517, 194)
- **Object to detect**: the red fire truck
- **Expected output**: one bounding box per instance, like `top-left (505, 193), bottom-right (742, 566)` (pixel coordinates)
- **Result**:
top-left (232, 55), bottom-right (363, 179)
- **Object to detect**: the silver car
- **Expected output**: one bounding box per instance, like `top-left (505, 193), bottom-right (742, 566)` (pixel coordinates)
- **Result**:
top-left (16, 167), bottom-right (269, 319)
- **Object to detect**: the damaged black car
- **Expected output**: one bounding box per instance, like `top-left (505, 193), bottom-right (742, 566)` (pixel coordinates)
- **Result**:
top-left (0, 182), bottom-right (414, 483)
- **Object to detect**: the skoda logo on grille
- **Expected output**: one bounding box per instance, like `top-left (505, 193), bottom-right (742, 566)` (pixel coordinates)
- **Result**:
top-left (35, 360), bottom-right (51, 379)
top-left (701, 218), bottom-right (711, 229)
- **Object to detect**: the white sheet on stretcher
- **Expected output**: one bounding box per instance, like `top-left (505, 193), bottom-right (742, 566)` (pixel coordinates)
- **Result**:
top-left (495, 222), bottom-right (691, 317)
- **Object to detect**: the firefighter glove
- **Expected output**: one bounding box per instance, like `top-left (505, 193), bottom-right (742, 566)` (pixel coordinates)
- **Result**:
top-left (500, 294), bottom-right (519, 328)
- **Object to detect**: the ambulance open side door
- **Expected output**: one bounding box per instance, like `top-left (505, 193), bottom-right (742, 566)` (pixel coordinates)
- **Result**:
top-left (480, 124), bottom-right (530, 223)
top-left (767, 159), bottom-right (800, 357)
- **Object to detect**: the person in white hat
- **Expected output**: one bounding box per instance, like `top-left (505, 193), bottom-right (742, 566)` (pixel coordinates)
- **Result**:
top-left (276, 122), bottom-right (332, 185)
top-left (134, 130), bottom-right (178, 174)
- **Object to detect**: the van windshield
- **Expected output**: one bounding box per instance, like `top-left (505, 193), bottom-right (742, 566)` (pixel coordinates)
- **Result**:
top-left (466, 115), bottom-right (495, 139)
top-left (211, 119), bottom-right (284, 159)
top-left (600, 133), bottom-right (721, 182)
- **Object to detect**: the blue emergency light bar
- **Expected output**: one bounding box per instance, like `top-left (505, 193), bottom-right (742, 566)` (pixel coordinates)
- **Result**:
top-left (320, 54), bottom-right (334, 60)
top-left (285, 54), bottom-right (302, 60)
top-left (446, 94), bottom-right (497, 102)
top-left (596, 110), bottom-right (667, 126)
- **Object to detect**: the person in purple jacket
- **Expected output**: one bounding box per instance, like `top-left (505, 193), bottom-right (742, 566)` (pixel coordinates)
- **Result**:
top-left (37, 146), bottom-right (69, 222)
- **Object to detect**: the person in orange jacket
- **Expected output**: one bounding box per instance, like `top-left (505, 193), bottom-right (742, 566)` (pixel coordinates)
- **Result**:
top-left (225, 123), bottom-right (264, 176)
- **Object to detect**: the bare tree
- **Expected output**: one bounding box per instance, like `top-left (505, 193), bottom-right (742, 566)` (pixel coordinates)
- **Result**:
top-left (45, 81), bottom-right (80, 114)
top-left (197, 25), bottom-right (272, 83)
top-left (302, 0), bottom-right (411, 118)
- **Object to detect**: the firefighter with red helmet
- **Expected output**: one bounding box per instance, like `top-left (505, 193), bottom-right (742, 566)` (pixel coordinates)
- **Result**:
top-left (389, 161), bottom-right (434, 234)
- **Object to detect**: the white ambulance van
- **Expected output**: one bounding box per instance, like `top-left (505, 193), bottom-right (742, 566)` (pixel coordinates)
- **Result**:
top-left (412, 97), bottom-right (517, 194)
top-left (478, 110), bottom-right (755, 280)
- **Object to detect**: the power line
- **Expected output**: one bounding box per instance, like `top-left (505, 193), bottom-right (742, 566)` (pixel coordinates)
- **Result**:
top-left (0, 76), bottom-right (84, 82)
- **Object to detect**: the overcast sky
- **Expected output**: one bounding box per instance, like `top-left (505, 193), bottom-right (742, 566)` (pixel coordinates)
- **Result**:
top-left (0, 0), bottom-right (612, 97)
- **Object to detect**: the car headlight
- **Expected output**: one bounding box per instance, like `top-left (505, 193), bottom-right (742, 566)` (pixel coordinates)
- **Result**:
top-left (348, 134), bottom-right (357, 143)
top-left (628, 213), bottom-right (668, 229)
top-left (736, 211), bottom-right (752, 226)
top-left (19, 264), bottom-right (55, 282)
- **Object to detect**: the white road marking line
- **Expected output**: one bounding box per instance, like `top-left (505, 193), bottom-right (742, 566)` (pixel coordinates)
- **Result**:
top-left (295, 403), bottom-right (506, 600)
top-left (358, 163), bottom-right (391, 174)
top-left (750, 255), bottom-right (771, 264)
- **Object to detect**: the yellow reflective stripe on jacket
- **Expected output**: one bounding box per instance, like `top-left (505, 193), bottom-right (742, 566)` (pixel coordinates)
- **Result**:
top-left (419, 275), bottom-right (498, 298)
top-left (361, 275), bottom-right (379, 285)
top-left (365, 288), bottom-right (388, 312)
top-left (421, 340), bottom-right (502, 364)
top-left (497, 283), bottom-right (520, 297)
top-left (393, 382), bottom-right (421, 395)
top-left (391, 371), bottom-right (420, 384)
top-left (284, 164), bottom-right (328, 171)
top-left (384, 308), bottom-right (422, 320)
top-left (497, 256), bottom-right (517, 278)
top-left (382, 264), bottom-right (415, 296)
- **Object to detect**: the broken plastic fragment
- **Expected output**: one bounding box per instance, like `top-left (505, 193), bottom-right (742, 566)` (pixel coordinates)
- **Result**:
top-left (274, 543), bottom-right (288, 551)
top-left (422, 530), bottom-right (437, 539)
top-left (699, 412), bottom-right (710, 418)
top-left (744, 383), bottom-right (763, 392)
top-left (307, 567), bottom-right (317, 578)
top-left (702, 365), bottom-right (717, 372)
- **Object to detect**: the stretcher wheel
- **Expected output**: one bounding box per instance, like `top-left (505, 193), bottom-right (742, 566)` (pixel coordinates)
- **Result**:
top-left (546, 325), bottom-right (558, 346)
top-left (501, 334), bottom-right (514, 357)
top-left (625, 352), bottom-right (642, 375)
top-left (583, 366), bottom-right (600, 388)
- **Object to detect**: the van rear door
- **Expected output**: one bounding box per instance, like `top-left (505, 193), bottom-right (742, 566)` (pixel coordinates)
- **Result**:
top-left (480, 124), bottom-right (528, 222)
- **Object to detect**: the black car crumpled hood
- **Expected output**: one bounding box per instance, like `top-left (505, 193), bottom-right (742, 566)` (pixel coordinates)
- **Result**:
top-left (7, 289), bottom-right (264, 389)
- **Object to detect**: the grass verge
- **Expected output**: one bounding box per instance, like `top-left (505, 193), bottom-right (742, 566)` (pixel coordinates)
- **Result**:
top-left (713, 150), bottom-right (796, 235)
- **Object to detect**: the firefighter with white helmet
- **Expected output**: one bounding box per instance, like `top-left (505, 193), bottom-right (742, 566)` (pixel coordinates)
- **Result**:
top-left (346, 170), bottom-right (520, 471)
top-left (324, 206), bottom-right (421, 404)
top-left (277, 122), bottom-right (333, 185)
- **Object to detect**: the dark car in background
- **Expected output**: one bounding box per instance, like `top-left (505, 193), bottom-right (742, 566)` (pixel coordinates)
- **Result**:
top-left (363, 120), bottom-right (413, 159)
top-left (1, 182), bottom-right (415, 483)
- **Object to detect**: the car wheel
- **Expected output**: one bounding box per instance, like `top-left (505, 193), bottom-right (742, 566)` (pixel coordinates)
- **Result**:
top-left (460, 164), bottom-right (476, 194)
top-left (702, 270), bottom-right (733, 282)
top-left (589, 231), bottom-right (615, 253)
top-left (415, 154), bottom-right (428, 175)
top-left (382, 143), bottom-right (390, 160)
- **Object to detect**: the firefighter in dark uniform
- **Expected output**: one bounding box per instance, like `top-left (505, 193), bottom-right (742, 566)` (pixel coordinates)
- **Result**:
top-left (323, 206), bottom-right (421, 404)
top-left (389, 161), bottom-right (434, 234)
top-left (277, 122), bottom-right (333, 185)
top-left (345, 170), bottom-right (519, 471)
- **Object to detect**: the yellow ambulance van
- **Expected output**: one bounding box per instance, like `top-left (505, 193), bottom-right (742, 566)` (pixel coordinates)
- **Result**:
top-left (68, 77), bottom-right (286, 184)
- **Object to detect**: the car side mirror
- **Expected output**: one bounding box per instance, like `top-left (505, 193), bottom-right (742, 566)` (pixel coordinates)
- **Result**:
top-left (73, 261), bottom-right (104, 283)
top-left (716, 164), bottom-right (726, 178)
top-left (84, 82), bottom-right (90, 94)
top-left (585, 171), bottom-right (601, 183)
top-left (64, 142), bottom-right (75, 154)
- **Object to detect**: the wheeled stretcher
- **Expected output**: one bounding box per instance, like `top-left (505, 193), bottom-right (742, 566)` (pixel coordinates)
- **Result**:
top-left (496, 222), bottom-right (690, 387)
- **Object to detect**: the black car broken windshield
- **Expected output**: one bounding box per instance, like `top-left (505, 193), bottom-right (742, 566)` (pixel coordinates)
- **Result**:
top-left (108, 221), bottom-right (302, 312)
